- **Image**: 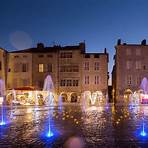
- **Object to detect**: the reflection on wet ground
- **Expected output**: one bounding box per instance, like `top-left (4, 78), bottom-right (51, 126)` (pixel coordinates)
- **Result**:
top-left (0, 104), bottom-right (148, 147)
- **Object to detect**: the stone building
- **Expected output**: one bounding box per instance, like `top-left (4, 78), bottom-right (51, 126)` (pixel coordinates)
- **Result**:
top-left (112, 39), bottom-right (148, 102)
top-left (0, 48), bottom-right (7, 84)
top-left (5, 42), bottom-right (108, 102)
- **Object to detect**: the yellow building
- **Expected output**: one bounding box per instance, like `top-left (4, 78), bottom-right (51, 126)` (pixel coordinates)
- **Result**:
top-left (5, 42), bottom-right (108, 103)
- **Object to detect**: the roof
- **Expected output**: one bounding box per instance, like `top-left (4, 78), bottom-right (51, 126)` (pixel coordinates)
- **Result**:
top-left (10, 43), bottom-right (85, 53)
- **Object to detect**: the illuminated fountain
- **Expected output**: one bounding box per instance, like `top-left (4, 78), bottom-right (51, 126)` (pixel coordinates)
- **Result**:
top-left (140, 77), bottom-right (148, 104)
top-left (58, 95), bottom-right (63, 111)
top-left (82, 91), bottom-right (104, 111)
top-left (129, 91), bottom-right (140, 106)
top-left (43, 75), bottom-right (54, 106)
top-left (0, 78), bottom-right (6, 125)
top-left (43, 75), bottom-right (54, 137)
top-left (127, 77), bottom-right (148, 106)
top-left (140, 117), bottom-right (147, 137)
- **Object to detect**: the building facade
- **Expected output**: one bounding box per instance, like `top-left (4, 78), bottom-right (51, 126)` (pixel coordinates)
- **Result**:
top-left (0, 48), bottom-right (7, 85)
top-left (112, 39), bottom-right (148, 102)
top-left (3, 42), bottom-right (108, 102)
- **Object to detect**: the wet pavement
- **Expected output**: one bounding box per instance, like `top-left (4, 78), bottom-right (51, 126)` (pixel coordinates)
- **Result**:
top-left (0, 104), bottom-right (148, 147)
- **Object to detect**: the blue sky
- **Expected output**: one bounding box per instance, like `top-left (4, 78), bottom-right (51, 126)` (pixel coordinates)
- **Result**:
top-left (0, 0), bottom-right (148, 83)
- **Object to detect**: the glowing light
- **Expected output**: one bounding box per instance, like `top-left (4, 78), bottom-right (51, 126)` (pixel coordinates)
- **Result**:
top-left (0, 121), bottom-right (6, 126)
top-left (140, 131), bottom-right (146, 137)
top-left (140, 122), bottom-right (147, 137)
top-left (46, 131), bottom-right (54, 138)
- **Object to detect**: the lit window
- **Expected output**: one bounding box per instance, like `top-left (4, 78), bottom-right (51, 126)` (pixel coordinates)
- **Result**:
top-left (95, 62), bottom-right (99, 70)
top-left (38, 64), bottom-right (44, 72)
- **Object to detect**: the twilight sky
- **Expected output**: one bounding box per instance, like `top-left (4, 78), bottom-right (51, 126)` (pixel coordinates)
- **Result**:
top-left (1, 0), bottom-right (148, 82)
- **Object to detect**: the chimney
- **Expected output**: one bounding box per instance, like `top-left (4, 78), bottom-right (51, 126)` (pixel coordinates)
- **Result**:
top-left (141, 39), bottom-right (146, 45)
top-left (117, 39), bottom-right (121, 45)
top-left (104, 48), bottom-right (107, 54)
top-left (79, 42), bottom-right (85, 53)
top-left (37, 43), bottom-right (44, 48)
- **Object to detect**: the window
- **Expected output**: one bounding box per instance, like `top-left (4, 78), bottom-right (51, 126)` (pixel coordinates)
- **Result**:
top-left (127, 75), bottom-right (132, 85)
top-left (95, 76), bottom-right (99, 84)
top-left (14, 55), bottom-right (19, 58)
top-left (136, 48), bottom-right (141, 56)
top-left (67, 80), bottom-right (72, 86)
top-left (60, 65), bottom-right (79, 72)
top-left (38, 64), bottom-right (44, 72)
top-left (0, 61), bottom-right (1, 70)
top-left (143, 65), bottom-right (146, 70)
top-left (60, 80), bottom-right (66, 86)
top-left (60, 79), bottom-right (78, 87)
top-left (84, 62), bottom-right (89, 70)
top-left (73, 66), bottom-right (79, 72)
top-left (95, 62), bottom-right (99, 70)
top-left (73, 80), bottom-right (78, 86)
top-left (60, 52), bottom-right (72, 58)
top-left (135, 61), bottom-right (141, 69)
top-left (136, 76), bottom-right (141, 86)
top-left (126, 61), bottom-right (132, 69)
top-left (94, 54), bottom-right (100, 58)
top-left (47, 54), bottom-right (53, 58)
top-left (47, 64), bottom-right (52, 72)
top-left (84, 54), bottom-right (90, 58)
top-left (22, 63), bottom-right (28, 72)
top-left (23, 55), bottom-right (27, 58)
top-left (14, 63), bottom-right (20, 72)
top-left (126, 48), bottom-right (131, 55)
top-left (84, 76), bottom-right (89, 84)
top-left (38, 55), bottom-right (44, 58)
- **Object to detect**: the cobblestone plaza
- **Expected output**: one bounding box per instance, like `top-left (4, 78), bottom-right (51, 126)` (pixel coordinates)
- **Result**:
top-left (0, 104), bottom-right (148, 147)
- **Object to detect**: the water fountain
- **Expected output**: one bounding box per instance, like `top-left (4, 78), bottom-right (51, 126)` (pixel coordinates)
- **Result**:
top-left (140, 77), bottom-right (148, 104)
top-left (43, 75), bottom-right (54, 137)
top-left (0, 78), bottom-right (6, 125)
top-left (82, 91), bottom-right (104, 111)
top-left (140, 118), bottom-right (147, 137)
top-left (58, 95), bottom-right (63, 111)
top-left (140, 77), bottom-right (148, 94)
top-left (43, 75), bottom-right (54, 106)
